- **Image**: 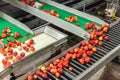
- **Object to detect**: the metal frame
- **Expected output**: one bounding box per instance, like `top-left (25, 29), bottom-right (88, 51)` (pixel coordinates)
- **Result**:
top-left (0, 11), bottom-right (33, 34)
top-left (4, 0), bottom-right (90, 39)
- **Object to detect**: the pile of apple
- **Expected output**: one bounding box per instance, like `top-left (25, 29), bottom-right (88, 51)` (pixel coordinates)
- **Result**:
top-left (27, 23), bottom-right (110, 80)
top-left (65, 16), bottom-right (78, 23)
top-left (0, 27), bottom-right (35, 69)
top-left (1, 39), bottom-right (35, 68)
top-left (0, 27), bottom-right (21, 43)
top-left (42, 9), bottom-right (60, 18)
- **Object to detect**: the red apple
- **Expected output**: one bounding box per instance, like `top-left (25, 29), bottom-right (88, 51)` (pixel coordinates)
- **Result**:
top-left (2, 59), bottom-right (7, 65)
top-left (79, 58), bottom-right (85, 64)
top-left (16, 32), bottom-right (21, 37)
top-left (57, 68), bottom-right (63, 74)
top-left (98, 41), bottom-right (103, 46)
top-left (50, 69), bottom-right (57, 75)
top-left (46, 66), bottom-right (51, 71)
top-left (29, 39), bottom-right (34, 44)
top-left (83, 46), bottom-right (88, 51)
top-left (20, 52), bottom-right (25, 57)
top-left (69, 50), bottom-right (74, 54)
top-left (41, 73), bottom-right (48, 80)
top-left (104, 36), bottom-right (109, 41)
top-left (72, 53), bottom-right (77, 59)
top-left (27, 75), bottom-right (33, 80)
top-left (35, 69), bottom-right (42, 76)
top-left (85, 57), bottom-right (90, 63)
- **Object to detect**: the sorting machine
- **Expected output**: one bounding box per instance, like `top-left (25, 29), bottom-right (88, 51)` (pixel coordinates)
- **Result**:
top-left (0, 0), bottom-right (120, 80)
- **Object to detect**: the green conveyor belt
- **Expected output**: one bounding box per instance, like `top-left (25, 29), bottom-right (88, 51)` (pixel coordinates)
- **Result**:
top-left (0, 18), bottom-right (34, 44)
top-left (36, 0), bottom-right (101, 30)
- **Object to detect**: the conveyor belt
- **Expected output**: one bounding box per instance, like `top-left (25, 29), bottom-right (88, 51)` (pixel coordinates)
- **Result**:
top-left (0, 18), bottom-right (33, 44)
top-left (18, 22), bottom-right (120, 80)
top-left (37, 0), bottom-right (100, 30)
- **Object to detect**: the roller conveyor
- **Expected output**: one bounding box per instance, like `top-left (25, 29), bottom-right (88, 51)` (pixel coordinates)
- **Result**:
top-left (17, 22), bottom-right (120, 80)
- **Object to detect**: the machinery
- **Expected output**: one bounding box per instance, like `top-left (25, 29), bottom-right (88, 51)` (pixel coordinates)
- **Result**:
top-left (0, 0), bottom-right (120, 80)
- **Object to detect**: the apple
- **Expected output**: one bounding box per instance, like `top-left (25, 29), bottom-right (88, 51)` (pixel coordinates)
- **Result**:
top-left (3, 52), bottom-right (7, 56)
top-left (9, 55), bottom-right (13, 59)
top-left (30, 46), bottom-right (35, 52)
top-left (29, 39), bottom-right (34, 44)
top-left (20, 52), bottom-right (25, 57)
top-left (76, 24), bottom-right (80, 27)
top-left (69, 50), bottom-right (74, 54)
top-left (35, 69), bottom-right (42, 76)
top-left (95, 40), bottom-right (99, 45)
top-left (26, 42), bottom-right (31, 47)
top-left (0, 47), bottom-right (4, 53)
top-left (88, 44), bottom-right (93, 50)
top-left (98, 41), bottom-right (103, 46)
top-left (62, 61), bottom-right (68, 67)
top-left (74, 48), bottom-right (79, 53)
top-left (7, 38), bottom-right (11, 42)
top-left (18, 46), bottom-right (22, 50)
top-left (46, 66), bottom-right (51, 71)
top-left (16, 55), bottom-right (22, 60)
top-left (86, 51), bottom-right (93, 56)
top-left (40, 66), bottom-right (46, 71)
top-left (2, 30), bottom-right (7, 33)
top-left (79, 58), bottom-right (85, 64)
top-left (57, 63), bottom-right (63, 68)
top-left (10, 33), bottom-right (14, 37)
top-left (33, 74), bottom-right (38, 79)
top-left (11, 43), bottom-right (16, 48)
top-left (104, 36), bottom-right (109, 41)
top-left (16, 32), bottom-right (21, 37)
top-left (103, 27), bottom-right (108, 32)
top-left (81, 42), bottom-right (86, 46)
top-left (98, 36), bottom-right (103, 41)
top-left (92, 47), bottom-right (97, 52)
top-left (2, 59), bottom-right (7, 65)
top-left (7, 28), bottom-right (11, 33)
top-left (13, 51), bottom-right (18, 56)
top-left (17, 41), bottom-right (21, 46)
top-left (5, 61), bottom-right (11, 67)
top-left (72, 53), bottom-right (77, 59)
top-left (8, 48), bottom-right (13, 54)
top-left (85, 57), bottom-right (90, 63)
top-left (55, 72), bottom-right (60, 78)
top-left (57, 68), bottom-right (63, 74)
top-left (14, 35), bottom-right (18, 38)
top-left (41, 73), bottom-right (48, 80)
top-left (50, 69), bottom-right (57, 75)
top-left (56, 14), bottom-right (60, 18)
top-left (65, 53), bottom-right (72, 60)
top-left (27, 75), bottom-right (33, 80)
top-left (83, 46), bottom-right (88, 51)
top-left (82, 53), bottom-right (87, 58)
top-left (1, 33), bottom-right (7, 38)
top-left (22, 40), bottom-right (25, 44)
top-left (4, 44), bottom-right (8, 48)
top-left (68, 66), bottom-right (73, 71)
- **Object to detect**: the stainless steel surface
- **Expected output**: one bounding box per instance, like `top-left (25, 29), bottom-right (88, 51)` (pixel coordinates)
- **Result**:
top-left (71, 0), bottom-right (101, 10)
top-left (0, 25), bottom-right (68, 79)
top-left (4, 0), bottom-right (90, 39)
